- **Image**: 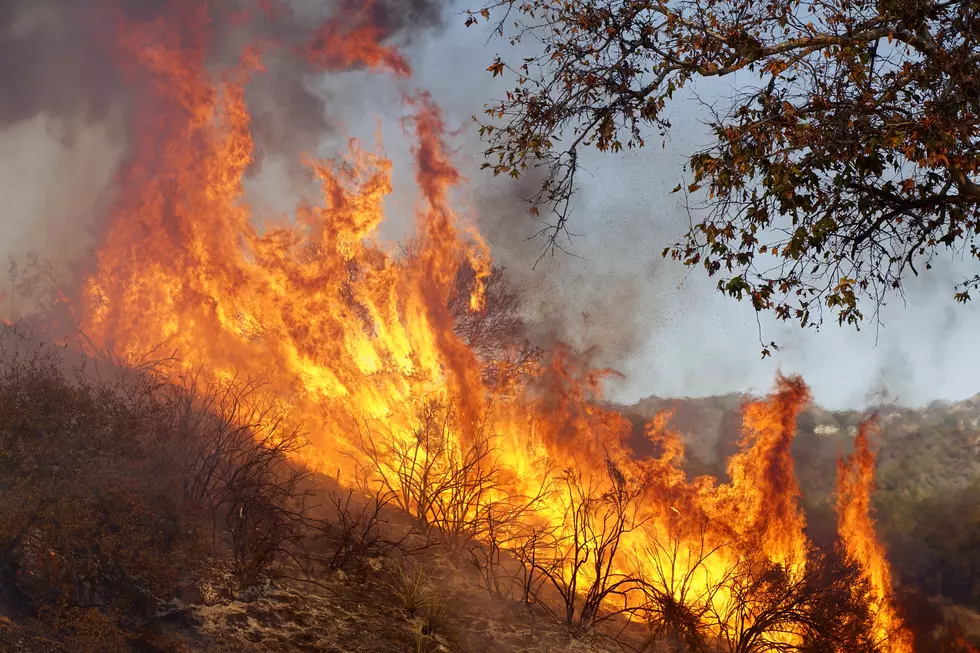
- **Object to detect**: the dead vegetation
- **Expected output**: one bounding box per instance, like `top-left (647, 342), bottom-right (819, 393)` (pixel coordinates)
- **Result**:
top-left (342, 391), bottom-right (915, 653)
top-left (0, 322), bottom-right (611, 652)
top-left (0, 324), bottom-right (319, 649)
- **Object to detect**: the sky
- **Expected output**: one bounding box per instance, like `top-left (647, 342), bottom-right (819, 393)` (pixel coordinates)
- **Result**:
top-left (0, 0), bottom-right (978, 410)
top-left (393, 4), bottom-right (980, 410)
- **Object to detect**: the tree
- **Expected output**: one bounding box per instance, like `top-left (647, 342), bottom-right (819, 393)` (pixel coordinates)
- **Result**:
top-left (467, 0), bottom-right (980, 350)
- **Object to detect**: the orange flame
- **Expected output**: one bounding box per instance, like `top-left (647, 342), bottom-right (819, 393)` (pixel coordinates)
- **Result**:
top-left (72, 1), bottom-right (917, 649)
top-left (726, 375), bottom-right (810, 568)
top-left (306, 0), bottom-right (412, 77)
top-left (837, 420), bottom-right (915, 653)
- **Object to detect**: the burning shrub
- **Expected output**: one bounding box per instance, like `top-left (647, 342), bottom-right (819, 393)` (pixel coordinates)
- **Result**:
top-left (515, 461), bottom-right (646, 636)
top-left (702, 548), bottom-right (880, 653)
top-left (447, 262), bottom-right (542, 389)
top-left (357, 398), bottom-right (508, 551)
top-left (633, 515), bottom-right (729, 652)
top-left (631, 537), bottom-right (881, 653)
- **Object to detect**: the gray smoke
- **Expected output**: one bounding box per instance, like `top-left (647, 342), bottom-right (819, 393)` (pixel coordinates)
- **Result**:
top-left (396, 21), bottom-right (980, 410)
top-left (5, 0), bottom-right (978, 409)
top-left (0, 0), bottom-right (450, 307)
top-left (470, 172), bottom-right (654, 371)
top-left (0, 0), bottom-right (446, 152)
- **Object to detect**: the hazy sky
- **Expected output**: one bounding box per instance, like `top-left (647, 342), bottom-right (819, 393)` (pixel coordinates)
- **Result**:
top-left (0, 0), bottom-right (977, 410)
top-left (394, 4), bottom-right (980, 410)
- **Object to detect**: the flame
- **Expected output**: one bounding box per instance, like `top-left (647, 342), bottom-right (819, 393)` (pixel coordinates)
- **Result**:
top-left (306, 0), bottom-right (412, 76)
top-left (837, 420), bottom-right (915, 653)
top-left (84, 0), bottom-right (486, 477)
top-left (725, 375), bottom-right (809, 569)
top-left (71, 1), bottom-right (917, 649)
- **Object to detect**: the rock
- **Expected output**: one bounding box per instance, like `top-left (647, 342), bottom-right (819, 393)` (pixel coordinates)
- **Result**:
top-left (156, 608), bottom-right (203, 630)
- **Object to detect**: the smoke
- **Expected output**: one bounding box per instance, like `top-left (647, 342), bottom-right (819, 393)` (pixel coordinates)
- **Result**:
top-left (5, 0), bottom-right (978, 409)
top-left (0, 0), bottom-right (444, 134)
top-left (0, 0), bottom-right (658, 375)
top-left (462, 164), bottom-right (654, 378)
top-left (0, 0), bottom-right (450, 303)
top-left (400, 29), bottom-right (724, 391)
top-left (0, 2), bottom-right (125, 133)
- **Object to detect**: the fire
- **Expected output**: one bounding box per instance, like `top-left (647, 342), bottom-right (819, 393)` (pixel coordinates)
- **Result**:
top-left (306, 0), bottom-right (412, 76)
top-left (68, 0), bottom-right (916, 650)
top-left (837, 421), bottom-right (915, 653)
top-left (725, 375), bottom-right (810, 569)
top-left (84, 0), bottom-right (487, 474)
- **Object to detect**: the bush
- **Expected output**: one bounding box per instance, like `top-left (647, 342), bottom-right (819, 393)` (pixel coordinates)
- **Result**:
top-left (163, 374), bottom-right (313, 586)
top-left (0, 338), bottom-right (199, 640)
top-left (515, 461), bottom-right (645, 636)
top-left (357, 398), bottom-right (509, 552)
top-left (0, 325), bottom-right (318, 642)
top-left (704, 548), bottom-right (879, 653)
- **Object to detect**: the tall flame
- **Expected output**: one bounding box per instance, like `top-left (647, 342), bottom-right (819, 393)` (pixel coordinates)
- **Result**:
top-left (725, 375), bottom-right (809, 569)
top-left (68, 1), bottom-right (916, 650)
top-left (84, 0), bottom-right (490, 475)
top-left (837, 421), bottom-right (915, 653)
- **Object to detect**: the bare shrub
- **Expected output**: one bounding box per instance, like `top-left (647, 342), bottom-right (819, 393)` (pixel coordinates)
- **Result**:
top-left (513, 525), bottom-right (558, 607)
top-left (463, 461), bottom-right (554, 600)
top-left (78, 343), bottom-right (319, 589)
top-left (357, 398), bottom-right (508, 552)
top-left (158, 372), bottom-right (315, 587)
top-left (518, 461), bottom-right (646, 635)
top-left (4, 253), bottom-right (62, 320)
top-left (467, 505), bottom-right (533, 601)
top-left (321, 487), bottom-right (395, 571)
top-left (705, 548), bottom-right (880, 653)
top-left (224, 457), bottom-right (313, 587)
top-left (633, 515), bottom-right (733, 652)
top-left (356, 393), bottom-right (559, 606)
top-left (447, 262), bottom-right (542, 389)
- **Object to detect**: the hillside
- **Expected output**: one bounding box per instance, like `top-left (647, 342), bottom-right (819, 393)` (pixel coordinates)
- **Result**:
top-left (0, 333), bottom-right (622, 653)
top-left (0, 541), bottom-right (618, 653)
top-left (0, 327), bottom-right (977, 653)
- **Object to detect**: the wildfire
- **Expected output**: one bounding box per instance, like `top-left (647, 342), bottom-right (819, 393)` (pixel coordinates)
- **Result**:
top-left (70, 0), bottom-right (915, 650)
top-left (838, 421), bottom-right (915, 653)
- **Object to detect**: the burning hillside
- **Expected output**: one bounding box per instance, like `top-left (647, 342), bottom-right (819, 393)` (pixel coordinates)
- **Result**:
top-left (0, 0), bottom-right (945, 651)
